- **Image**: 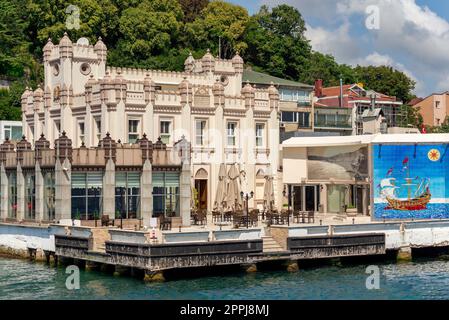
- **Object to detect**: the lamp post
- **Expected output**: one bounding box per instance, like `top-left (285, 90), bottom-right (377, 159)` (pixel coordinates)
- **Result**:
top-left (240, 191), bottom-right (254, 229)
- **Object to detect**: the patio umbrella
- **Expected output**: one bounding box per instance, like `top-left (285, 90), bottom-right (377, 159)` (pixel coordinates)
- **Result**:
top-left (226, 163), bottom-right (243, 211)
top-left (213, 163), bottom-right (227, 211)
top-left (263, 175), bottom-right (275, 212)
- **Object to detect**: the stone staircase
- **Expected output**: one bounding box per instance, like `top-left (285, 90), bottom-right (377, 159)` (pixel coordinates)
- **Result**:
top-left (262, 236), bottom-right (284, 253)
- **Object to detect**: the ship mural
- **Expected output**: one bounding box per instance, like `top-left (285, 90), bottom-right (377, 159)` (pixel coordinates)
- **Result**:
top-left (373, 144), bottom-right (449, 220)
top-left (379, 158), bottom-right (431, 211)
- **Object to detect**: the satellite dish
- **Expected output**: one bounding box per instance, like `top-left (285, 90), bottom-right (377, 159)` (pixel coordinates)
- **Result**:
top-left (76, 37), bottom-right (89, 46)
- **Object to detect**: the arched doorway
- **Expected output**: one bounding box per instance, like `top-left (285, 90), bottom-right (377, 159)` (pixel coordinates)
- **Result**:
top-left (194, 168), bottom-right (208, 211)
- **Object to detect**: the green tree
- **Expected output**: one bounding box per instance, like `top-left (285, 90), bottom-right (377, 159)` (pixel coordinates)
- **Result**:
top-left (113, 0), bottom-right (183, 62)
top-left (0, 0), bottom-right (35, 79)
top-left (400, 104), bottom-right (423, 129)
top-left (178, 0), bottom-right (209, 23)
top-left (185, 0), bottom-right (249, 58)
top-left (243, 5), bottom-right (311, 82)
top-left (353, 65), bottom-right (416, 103)
top-left (27, 0), bottom-right (120, 52)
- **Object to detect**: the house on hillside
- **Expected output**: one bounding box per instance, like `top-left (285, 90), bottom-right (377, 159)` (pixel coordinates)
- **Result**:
top-left (314, 81), bottom-right (404, 135)
top-left (411, 92), bottom-right (449, 127)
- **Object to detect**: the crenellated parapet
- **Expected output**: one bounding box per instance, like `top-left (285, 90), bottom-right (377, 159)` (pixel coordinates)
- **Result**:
top-left (54, 131), bottom-right (73, 163)
top-left (99, 132), bottom-right (117, 162)
top-left (16, 136), bottom-right (32, 165)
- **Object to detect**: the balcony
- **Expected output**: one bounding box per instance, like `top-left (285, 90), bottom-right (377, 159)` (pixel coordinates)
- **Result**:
top-left (314, 121), bottom-right (352, 129)
top-left (297, 101), bottom-right (312, 107)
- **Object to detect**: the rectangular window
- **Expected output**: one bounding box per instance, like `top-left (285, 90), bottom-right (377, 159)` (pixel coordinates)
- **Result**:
top-left (115, 172), bottom-right (141, 219)
top-left (152, 172), bottom-right (180, 218)
top-left (160, 120), bottom-right (171, 144)
top-left (7, 172), bottom-right (17, 219)
top-left (4, 126), bottom-right (10, 140)
top-left (44, 171), bottom-right (55, 221)
top-left (95, 118), bottom-right (101, 142)
top-left (55, 121), bottom-right (61, 136)
top-left (227, 122), bottom-right (237, 146)
top-left (25, 173), bottom-right (36, 220)
top-left (128, 119), bottom-right (139, 143)
top-left (195, 120), bottom-right (206, 146)
top-left (71, 172), bottom-right (103, 220)
top-left (4, 125), bottom-right (22, 141)
top-left (256, 123), bottom-right (264, 147)
top-left (281, 111), bottom-right (295, 123)
top-left (78, 122), bottom-right (85, 145)
top-left (298, 112), bottom-right (310, 128)
top-left (436, 101), bottom-right (441, 109)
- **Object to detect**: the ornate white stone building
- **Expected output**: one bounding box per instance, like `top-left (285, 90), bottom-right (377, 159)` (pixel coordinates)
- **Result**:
top-left (21, 34), bottom-right (281, 217)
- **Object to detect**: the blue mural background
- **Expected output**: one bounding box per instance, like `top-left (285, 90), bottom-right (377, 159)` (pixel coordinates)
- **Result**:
top-left (373, 144), bottom-right (449, 220)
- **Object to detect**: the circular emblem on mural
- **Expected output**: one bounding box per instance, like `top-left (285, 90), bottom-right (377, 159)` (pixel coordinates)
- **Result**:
top-left (428, 149), bottom-right (440, 162)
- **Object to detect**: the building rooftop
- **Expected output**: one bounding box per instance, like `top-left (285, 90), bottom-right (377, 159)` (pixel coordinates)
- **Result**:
top-left (282, 133), bottom-right (449, 148)
top-left (242, 69), bottom-right (313, 89)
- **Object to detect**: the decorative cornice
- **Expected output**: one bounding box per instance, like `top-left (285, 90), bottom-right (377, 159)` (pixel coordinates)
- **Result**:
top-left (153, 105), bottom-right (182, 113)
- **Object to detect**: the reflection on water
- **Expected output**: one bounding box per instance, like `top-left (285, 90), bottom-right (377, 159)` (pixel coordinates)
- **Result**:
top-left (2, 257), bottom-right (449, 300)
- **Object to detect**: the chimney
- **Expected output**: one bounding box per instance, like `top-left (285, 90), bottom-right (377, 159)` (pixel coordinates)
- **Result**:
top-left (370, 93), bottom-right (376, 112)
top-left (314, 79), bottom-right (323, 98)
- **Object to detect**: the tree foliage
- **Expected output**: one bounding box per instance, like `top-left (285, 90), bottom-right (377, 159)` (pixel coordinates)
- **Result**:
top-left (185, 1), bottom-right (249, 58)
top-left (0, 0), bottom-right (417, 122)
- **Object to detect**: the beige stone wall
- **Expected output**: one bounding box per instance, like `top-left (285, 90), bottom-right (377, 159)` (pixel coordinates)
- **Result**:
top-left (270, 226), bottom-right (289, 250)
top-left (90, 227), bottom-right (111, 252)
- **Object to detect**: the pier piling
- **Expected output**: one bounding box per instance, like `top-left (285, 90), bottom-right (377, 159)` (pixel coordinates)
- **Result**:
top-left (144, 270), bottom-right (165, 282)
top-left (397, 246), bottom-right (412, 262)
top-left (85, 261), bottom-right (101, 271)
top-left (284, 260), bottom-right (299, 272)
top-left (241, 263), bottom-right (257, 273)
top-left (113, 265), bottom-right (130, 277)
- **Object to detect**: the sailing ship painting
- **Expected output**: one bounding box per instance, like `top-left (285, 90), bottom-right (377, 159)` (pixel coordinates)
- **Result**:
top-left (374, 144), bottom-right (449, 220)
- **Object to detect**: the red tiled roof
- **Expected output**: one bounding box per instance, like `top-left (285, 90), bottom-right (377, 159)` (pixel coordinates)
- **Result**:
top-left (320, 84), bottom-right (353, 97)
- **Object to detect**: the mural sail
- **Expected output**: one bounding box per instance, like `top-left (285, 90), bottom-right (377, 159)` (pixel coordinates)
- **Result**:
top-left (373, 144), bottom-right (449, 220)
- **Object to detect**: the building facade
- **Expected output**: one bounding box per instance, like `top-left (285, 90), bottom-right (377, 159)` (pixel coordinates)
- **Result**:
top-left (0, 131), bottom-right (191, 227)
top-left (412, 92), bottom-right (449, 127)
top-left (241, 69), bottom-right (314, 142)
top-left (314, 82), bottom-right (403, 136)
top-left (21, 34), bottom-right (281, 216)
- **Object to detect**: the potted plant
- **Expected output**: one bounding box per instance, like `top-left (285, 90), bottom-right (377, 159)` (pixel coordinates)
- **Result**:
top-left (346, 204), bottom-right (358, 217)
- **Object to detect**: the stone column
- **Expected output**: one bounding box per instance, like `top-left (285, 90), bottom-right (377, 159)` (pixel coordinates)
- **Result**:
top-left (35, 162), bottom-right (44, 222)
top-left (140, 159), bottom-right (153, 227)
top-left (54, 158), bottom-right (71, 221)
top-left (362, 185), bottom-right (369, 216)
top-left (0, 164), bottom-right (8, 220)
top-left (321, 184), bottom-right (328, 215)
top-left (180, 162), bottom-right (191, 227)
top-left (16, 164), bottom-right (25, 221)
top-left (102, 158), bottom-right (115, 218)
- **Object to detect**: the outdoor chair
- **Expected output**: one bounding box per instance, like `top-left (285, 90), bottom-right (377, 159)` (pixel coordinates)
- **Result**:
top-left (293, 211), bottom-right (301, 224)
top-left (280, 210), bottom-right (291, 225)
top-left (212, 210), bottom-right (221, 222)
top-left (159, 216), bottom-right (172, 230)
top-left (194, 210), bottom-right (207, 226)
top-left (101, 215), bottom-right (114, 227)
top-left (223, 211), bottom-right (233, 222)
top-left (249, 209), bottom-right (259, 227)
